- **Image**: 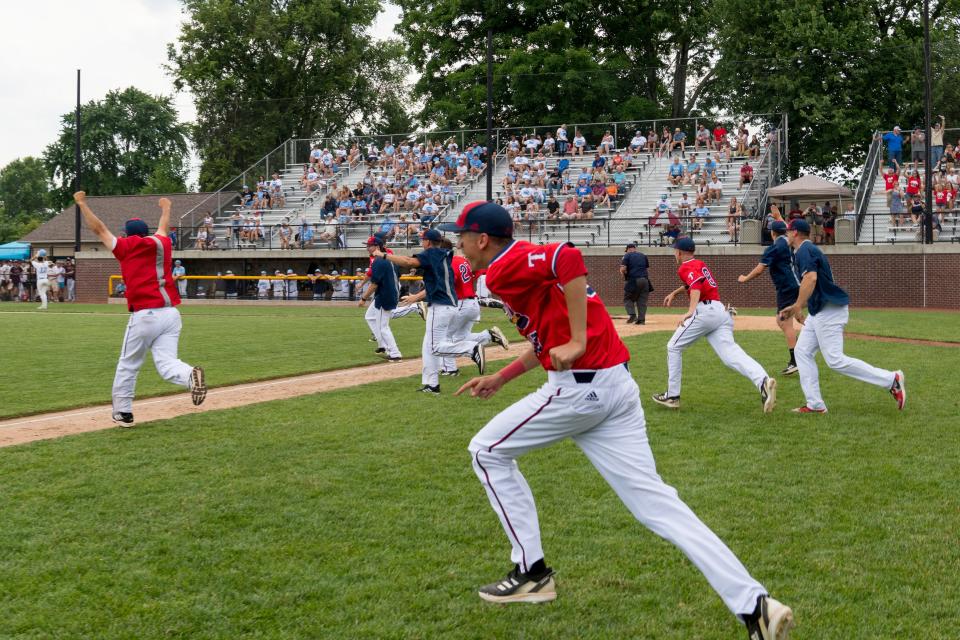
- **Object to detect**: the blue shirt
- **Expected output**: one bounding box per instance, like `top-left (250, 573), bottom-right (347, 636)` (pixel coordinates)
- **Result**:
top-left (792, 240), bottom-right (849, 315)
top-left (760, 236), bottom-right (800, 296)
top-left (414, 247), bottom-right (457, 306)
top-left (621, 251), bottom-right (649, 278)
top-left (669, 163), bottom-right (684, 176)
top-left (882, 132), bottom-right (903, 153)
top-left (370, 257), bottom-right (399, 311)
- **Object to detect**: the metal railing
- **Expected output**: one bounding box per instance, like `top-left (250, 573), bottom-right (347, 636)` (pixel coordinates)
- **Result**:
top-left (853, 132), bottom-right (883, 239)
top-left (738, 114), bottom-right (787, 221)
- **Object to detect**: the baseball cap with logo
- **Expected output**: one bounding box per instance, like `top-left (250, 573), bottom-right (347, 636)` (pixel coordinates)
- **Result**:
top-left (438, 201), bottom-right (513, 237)
top-left (124, 218), bottom-right (149, 237)
top-left (787, 219), bottom-right (811, 233)
top-left (672, 237), bottom-right (696, 252)
top-left (421, 228), bottom-right (443, 242)
top-left (366, 235), bottom-right (385, 247)
top-left (770, 220), bottom-right (788, 233)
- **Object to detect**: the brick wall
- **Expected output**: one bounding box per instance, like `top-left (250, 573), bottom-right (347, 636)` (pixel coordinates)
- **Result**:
top-left (75, 247), bottom-right (960, 309)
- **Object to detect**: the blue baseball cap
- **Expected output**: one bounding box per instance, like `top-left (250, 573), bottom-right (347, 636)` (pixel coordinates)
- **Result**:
top-left (37, 249), bottom-right (47, 257)
top-left (438, 201), bottom-right (514, 237)
top-left (787, 219), bottom-right (810, 233)
top-left (672, 236), bottom-right (696, 252)
top-left (124, 218), bottom-right (149, 237)
top-left (421, 228), bottom-right (443, 242)
top-left (770, 220), bottom-right (787, 233)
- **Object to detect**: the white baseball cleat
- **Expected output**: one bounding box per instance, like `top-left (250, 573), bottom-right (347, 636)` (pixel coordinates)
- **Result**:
top-left (478, 565), bottom-right (556, 604)
top-left (190, 366), bottom-right (207, 406)
top-left (651, 392), bottom-right (680, 409)
top-left (488, 326), bottom-right (510, 350)
top-left (760, 377), bottom-right (777, 413)
top-left (744, 595), bottom-right (794, 640)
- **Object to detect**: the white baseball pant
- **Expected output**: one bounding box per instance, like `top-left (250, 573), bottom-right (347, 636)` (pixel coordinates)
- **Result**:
top-left (443, 298), bottom-right (492, 371)
top-left (469, 363), bottom-right (767, 616)
top-left (365, 303), bottom-right (401, 358)
top-left (422, 304), bottom-right (475, 386)
top-left (666, 301), bottom-right (768, 398)
top-left (795, 304), bottom-right (896, 411)
top-left (37, 280), bottom-right (50, 308)
top-left (177, 279), bottom-right (187, 297)
top-left (112, 307), bottom-right (194, 413)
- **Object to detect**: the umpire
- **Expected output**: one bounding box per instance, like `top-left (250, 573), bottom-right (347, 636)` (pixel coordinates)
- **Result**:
top-left (620, 243), bottom-right (651, 324)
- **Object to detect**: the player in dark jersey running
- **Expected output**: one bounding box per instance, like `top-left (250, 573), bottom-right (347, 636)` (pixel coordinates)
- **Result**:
top-left (440, 201), bottom-right (794, 639)
top-left (737, 220), bottom-right (801, 375)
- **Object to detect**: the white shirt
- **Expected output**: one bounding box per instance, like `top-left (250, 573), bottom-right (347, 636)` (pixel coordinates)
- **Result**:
top-left (33, 260), bottom-right (49, 280)
top-left (272, 277), bottom-right (285, 294)
top-left (258, 279), bottom-right (270, 292)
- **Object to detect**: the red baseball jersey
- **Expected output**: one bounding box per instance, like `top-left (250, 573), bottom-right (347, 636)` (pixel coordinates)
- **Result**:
top-left (485, 241), bottom-right (629, 371)
top-left (677, 258), bottom-right (720, 302)
top-left (366, 247), bottom-right (394, 277)
top-left (452, 255), bottom-right (476, 299)
top-left (883, 174), bottom-right (898, 190)
top-left (112, 234), bottom-right (181, 312)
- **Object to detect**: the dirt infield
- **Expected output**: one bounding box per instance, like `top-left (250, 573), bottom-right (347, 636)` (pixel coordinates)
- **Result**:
top-left (9, 313), bottom-right (937, 449)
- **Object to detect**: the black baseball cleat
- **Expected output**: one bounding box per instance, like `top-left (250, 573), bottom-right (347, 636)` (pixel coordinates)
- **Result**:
top-left (112, 412), bottom-right (135, 428)
top-left (471, 344), bottom-right (486, 375)
top-left (626, 315), bottom-right (637, 324)
top-left (744, 595), bottom-right (794, 640)
top-left (374, 347), bottom-right (386, 354)
top-left (651, 392), bottom-right (680, 409)
top-left (760, 376), bottom-right (777, 413)
top-left (190, 366), bottom-right (207, 406)
top-left (439, 369), bottom-right (460, 377)
top-left (368, 335), bottom-right (378, 342)
top-left (419, 384), bottom-right (441, 394)
top-left (478, 564), bottom-right (557, 604)
top-left (487, 299), bottom-right (505, 309)
top-left (488, 326), bottom-right (510, 351)
top-left (781, 363), bottom-right (798, 376)
top-left (634, 318), bottom-right (645, 324)
top-left (387, 356), bottom-right (402, 362)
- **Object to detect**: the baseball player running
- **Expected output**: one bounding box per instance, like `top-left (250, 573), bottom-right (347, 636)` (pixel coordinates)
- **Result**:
top-left (31, 250), bottom-right (51, 310)
top-left (653, 237), bottom-right (776, 412)
top-left (74, 191), bottom-right (206, 427)
top-left (779, 219), bottom-right (905, 413)
top-left (359, 246), bottom-right (403, 362)
top-left (737, 220), bottom-right (801, 375)
top-left (440, 202), bottom-right (794, 640)
top-left (374, 228), bottom-right (485, 394)
top-left (363, 234), bottom-right (425, 321)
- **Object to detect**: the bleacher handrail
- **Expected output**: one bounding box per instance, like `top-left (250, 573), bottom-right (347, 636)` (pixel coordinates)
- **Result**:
top-left (853, 132), bottom-right (883, 242)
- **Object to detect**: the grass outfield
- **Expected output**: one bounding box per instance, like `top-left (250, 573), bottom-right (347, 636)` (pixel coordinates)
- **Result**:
top-left (1, 304), bottom-right (956, 418)
top-left (1, 333), bottom-right (958, 638)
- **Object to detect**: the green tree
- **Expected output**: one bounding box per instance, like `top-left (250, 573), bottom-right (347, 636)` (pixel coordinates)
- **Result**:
top-left (43, 87), bottom-right (189, 208)
top-left (0, 157), bottom-right (52, 220)
top-left (167, 0), bottom-right (412, 191)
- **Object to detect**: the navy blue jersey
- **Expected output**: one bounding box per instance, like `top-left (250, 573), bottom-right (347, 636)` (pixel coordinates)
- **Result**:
top-left (760, 236), bottom-right (800, 296)
top-left (792, 240), bottom-right (849, 315)
top-left (621, 251), bottom-right (649, 278)
top-left (370, 257), bottom-right (399, 311)
top-left (414, 247), bottom-right (457, 306)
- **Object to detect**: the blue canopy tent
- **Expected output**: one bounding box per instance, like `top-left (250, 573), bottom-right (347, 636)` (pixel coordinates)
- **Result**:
top-left (0, 242), bottom-right (30, 259)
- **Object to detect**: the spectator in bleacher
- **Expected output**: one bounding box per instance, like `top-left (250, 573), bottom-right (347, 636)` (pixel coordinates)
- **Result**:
top-left (241, 215), bottom-right (254, 242)
top-left (645, 128), bottom-right (657, 153)
top-left (749, 134), bottom-right (762, 158)
top-left (726, 196), bottom-right (742, 241)
top-left (229, 210), bottom-right (242, 244)
top-left (556, 125), bottom-right (569, 156)
top-left (652, 194), bottom-right (673, 226)
top-left (684, 155), bottom-right (701, 185)
top-left (613, 166), bottom-right (627, 188)
top-left (934, 180), bottom-right (949, 224)
top-left (909, 195), bottom-right (926, 230)
top-left (318, 215), bottom-right (339, 246)
top-left (739, 161), bottom-right (753, 189)
top-left (879, 126), bottom-right (905, 172)
top-left (561, 195), bottom-right (578, 220)
top-left (911, 128), bottom-right (926, 165)
top-left (905, 169), bottom-right (922, 200)
top-left (579, 194), bottom-right (595, 219)
top-left (695, 124), bottom-right (711, 151)
top-left (692, 196), bottom-right (710, 230)
top-left (300, 215), bottom-right (315, 249)
top-left (575, 179), bottom-right (591, 199)
top-left (194, 227), bottom-right (208, 250)
top-left (707, 172), bottom-right (723, 205)
top-left (605, 180), bottom-right (619, 205)
top-left (881, 167), bottom-right (900, 206)
top-left (704, 154), bottom-right (717, 176)
top-left (524, 134), bottom-right (541, 157)
top-left (736, 126), bottom-right (749, 156)
top-left (309, 144), bottom-right (322, 169)
top-left (629, 131), bottom-right (646, 153)
top-left (353, 196), bottom-right (369, 221)
top-left (572, 130), bottom-right (586, 156)
top-left (677, 192), bottom-right (692, 219)
top-left (713, 123), bottom-right (728, 149)
top-left (546, 195), bottom-right (560, 220)
top-left (668, 156), bottom-right (685, 186)
top-left (279, 219), bottom-right (293, 250)
top-left (507, 135), bottom-right (521, 161)
top-left (591, 179), bottom-right (607, 204)
top-left (842, 202), bottom-right (857, 222)
top-left (599, 130), bottom-right (615, 154)
top-left (942, 144), bottom-right (955, 171)
top-left (592, 152), bottom-right (606, 171)
top-left (671, 128), bottom-right (687, 156)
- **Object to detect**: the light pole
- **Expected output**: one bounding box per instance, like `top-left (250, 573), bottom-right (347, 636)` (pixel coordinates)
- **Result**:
top-left (485, 26), bottom-right (494, 202)
top-left (922, 0), bottom-right (933, 243)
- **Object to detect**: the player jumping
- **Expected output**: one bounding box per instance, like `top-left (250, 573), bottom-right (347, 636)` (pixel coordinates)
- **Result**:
top-left (74, 191), bottom-right (206, 427)
top-left (441, 201), bottom-right (794, 640)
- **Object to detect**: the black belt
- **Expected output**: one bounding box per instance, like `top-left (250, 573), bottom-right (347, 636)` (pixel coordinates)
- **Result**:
top-left (572, 363), bottom-right (629, 383)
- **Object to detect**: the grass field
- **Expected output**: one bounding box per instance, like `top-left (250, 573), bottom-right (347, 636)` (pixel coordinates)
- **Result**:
top-left (1, 303), bottom-right (956, 419)
top-left (1, 307), bottom-right (959, 638)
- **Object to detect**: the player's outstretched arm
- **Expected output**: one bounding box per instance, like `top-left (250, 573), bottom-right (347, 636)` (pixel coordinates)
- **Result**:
top-left (156, 197), bottom-right (172, 237)
top-left (779, 272), bottom-right (817, 321)
top-left (455, 346), bottom-right (538, 399)
top-left (376, 250), bottom-right (420, 269)
top-left (738, 263), bottom-right (767, 283)
top-left (400, 290), bottom-right (426, 306)
top-left (73, 191), bottom-right (116, 250)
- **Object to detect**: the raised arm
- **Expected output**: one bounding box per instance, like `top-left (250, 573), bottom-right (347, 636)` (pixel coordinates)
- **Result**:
top-left (73, 191), bottom-right (116, 250)
top-left (156, 197), bottom-right (172, 237)
top-left (377, 250), bottom-right (420, 269)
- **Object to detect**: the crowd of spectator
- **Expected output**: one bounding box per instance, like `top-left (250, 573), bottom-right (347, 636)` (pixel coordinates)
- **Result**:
top-left (0, 258), bottom-right (76, 303)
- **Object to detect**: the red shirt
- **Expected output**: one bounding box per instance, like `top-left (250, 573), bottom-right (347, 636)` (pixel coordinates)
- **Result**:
top-left (112, 234), bottom-right (181, 312)
top-left (677, 258), bottom-right (720, 302)
top-left (366, 247), bottom-right (394, 277)
top-left (452, 255), bottom-right (476, 299)
top-left (906, 176), bottom-right (921, 194)
top-left (935, 190), bottom-right (948, 205)
top-left (713, 127), bottom-right (727, 143)
top-left (485, 241), bottom-right (629, 371)
top-left (883, 174), bottom-right (898, 191)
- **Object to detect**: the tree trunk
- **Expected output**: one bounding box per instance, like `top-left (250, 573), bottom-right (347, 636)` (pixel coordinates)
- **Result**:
top-left (671, 39), bottom-right (689, 119)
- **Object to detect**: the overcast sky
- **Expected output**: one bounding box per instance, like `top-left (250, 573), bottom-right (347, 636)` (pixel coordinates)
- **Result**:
top-left (0, 0), bottom-right (400, 177)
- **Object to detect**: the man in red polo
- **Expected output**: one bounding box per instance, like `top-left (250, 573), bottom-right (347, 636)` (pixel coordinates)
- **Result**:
top-left (74, 191), bottom-right (206, 427)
